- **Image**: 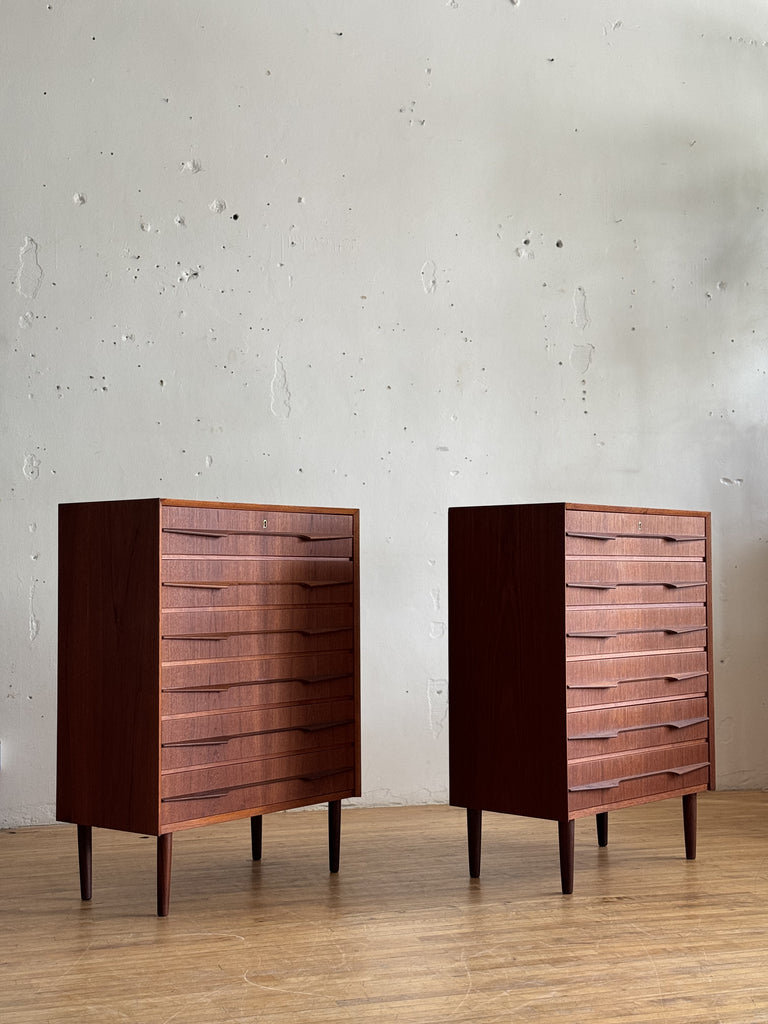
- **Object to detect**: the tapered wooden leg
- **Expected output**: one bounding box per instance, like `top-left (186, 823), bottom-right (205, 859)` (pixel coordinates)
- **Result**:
top-left (683, 793), bottom-right (697, 860)
top-left (77, 824), bottom-right (92, 901)
top-left (251, 815), bottom-right (263, 861)
top-left (328, 800), bottom-right (341, 873)
top-left (467, 808), bottom-right (482, 878)
top-left (157, 834), bottom-right (173, 917)
top-left (558, 819), bottom-right (575, 894)
top-left (596, 812), bottom-right (608, 848)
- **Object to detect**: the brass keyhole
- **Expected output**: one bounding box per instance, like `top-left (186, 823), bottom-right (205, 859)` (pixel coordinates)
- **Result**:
top-left (263, 519), bottom-right (268, 529)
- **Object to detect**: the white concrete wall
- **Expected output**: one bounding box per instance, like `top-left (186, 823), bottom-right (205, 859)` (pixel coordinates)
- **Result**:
top-left (2, 0), bottom-right (768, 826)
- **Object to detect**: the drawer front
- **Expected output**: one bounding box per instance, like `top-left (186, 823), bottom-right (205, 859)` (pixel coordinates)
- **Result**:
top-left (161, 767), bottom-right (356, 826)
top-left (162, 657), bottom-right (354, 716)
top-left (567, 697), bottom-right (709, 759)
top-left (566, 605), bottom-right (707, 657)
top-left (161, 699), bottom-right (356, 770)
top-left (161, 557), bottom-right (353, 589)
top-left (565, 559), bottom-right (707, 606)
top-left (162, 506), bottom-right (353, 559)
top-left (162, 603), bottom-right (353, 638)
top-left (162, 579), bottom-right (353, 610)
top-left (162, 743), bottom-right (355, 796)
top-left (566, 651), bottom-right (708, 708)
top-left (162, 625), bottom-right (353, 663)
top-left (565, 509), bottom-right (706, 558)
top-left (568, 741), bottom-right (710, 812)
top-left (160, 744), bottom-right (355, 822)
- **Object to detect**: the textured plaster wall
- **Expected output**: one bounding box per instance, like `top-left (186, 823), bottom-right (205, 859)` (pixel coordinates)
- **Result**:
top-left (2, 0), bottom-right (768, 826)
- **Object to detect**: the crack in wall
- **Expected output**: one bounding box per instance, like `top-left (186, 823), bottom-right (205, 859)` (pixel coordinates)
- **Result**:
top-left (270, 350), bottom-right (291, 418)
top-left (16, 237), bottom-right (43, 300)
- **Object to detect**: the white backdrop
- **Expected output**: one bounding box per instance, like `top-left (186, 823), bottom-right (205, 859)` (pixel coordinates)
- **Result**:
top-left (2, 0), bottom-right (768, 825)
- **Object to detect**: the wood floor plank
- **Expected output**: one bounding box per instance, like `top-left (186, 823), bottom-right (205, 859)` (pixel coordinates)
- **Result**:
top-left (2, 793), bottom-right (768, 1022)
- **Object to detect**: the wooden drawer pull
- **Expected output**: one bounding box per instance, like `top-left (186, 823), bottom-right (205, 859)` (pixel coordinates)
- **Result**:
top-left (569, 761), bottom-right (710, 792)
top-left (163, 582), bottom-right (235, 590)
top-left (163, 720), bottom-right (354, 748)
top-left (163, 672), bottom-right (349, 694)
top-left (567, 625), bottom-right (705, 639)
top-left (163, 738), bottom-right (230, 748)
top-left (298, 720), bottom-right (354, 733)
top-left (570, 716), bottom-right (708, 740)
top-left (567, 531), bottom-right (705, 542)
top-left (298, 767), bottom-right (351, 782)
top-left (163, 527), bottom-right (351, 541)
top-left (567, 581), bottom-right (702, 591)
top-left (568, 670), bottom-right (707, 691)
top-left (163, 626), bottom-right (349, 641)
top-left (163, 579), bottom-right (347, 590)
top-left (162, 766), bottom-right (353, 802)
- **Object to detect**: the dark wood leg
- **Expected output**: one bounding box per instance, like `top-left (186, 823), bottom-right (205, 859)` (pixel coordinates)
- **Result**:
top-left (558, 819), bottom-right (575, 894)
top-left (596, 812), bottom-right (608, 848)
top-left (251, 815), bottom-right (263, 861)
top-left (157, 833), bottom-right (173, 917)
top-left (77, 824), bottom-right (92, 901)
top-left (683, 793), bottom-right (697, 860)
top-left (328, 800), bottom-right (341, 873)
top-left (467, 808), bottom-right (482, 878)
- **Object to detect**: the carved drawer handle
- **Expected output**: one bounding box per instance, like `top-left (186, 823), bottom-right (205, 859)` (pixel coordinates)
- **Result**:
top-left (567, 670), bottom-right (708, 691)
top-left (298, 767), bottom-right (352, 781)
top-left (163, 626), bottom-right (349, 641)
top-left (162, 765), bottom-right (353, 802)
top-left (162, 719), bottom-right (354, 748)
top-left (569, 761), bottom-right (710, 792)
top-left (567, 625), bottom-right (705, 639)
top-left (163, 672), bottom-right (349, 694)
top-left (163, 579), bottom-right (347, 591)
top-left (567, 581), bottom-right (703, 591)
top-left (163, 738), bottom-right (230, 748)
top-left (570, 716), bottom-right (708, 740)
top-left (298, 719), bottom-right (354, 732)
top-left (567, 531), bottom-right (705, 542)
top-left (163, 527), bottom-right (351, 541)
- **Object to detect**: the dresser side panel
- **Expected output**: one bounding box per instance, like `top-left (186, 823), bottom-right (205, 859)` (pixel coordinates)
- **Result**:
top-left (57, 499), bottom-right (161, 834)
top-left (448, 503), bottom-right (569, 820)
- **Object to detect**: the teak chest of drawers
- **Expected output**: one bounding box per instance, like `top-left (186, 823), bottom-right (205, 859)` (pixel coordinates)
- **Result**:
top-left (448, 502), bottom-right (714, 893)
top-left (57, 498), bottom-right (360, 915)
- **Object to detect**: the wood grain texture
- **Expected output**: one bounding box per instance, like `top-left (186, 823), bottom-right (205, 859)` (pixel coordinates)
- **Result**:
top-left (57, 498), bottom-right (162, 836)
top-left (449, 502), bottom-right (714, 892)
top-left (57, 498), bottom-right (361, 914)
top-left (4, 795), bottom-right (766, 1024)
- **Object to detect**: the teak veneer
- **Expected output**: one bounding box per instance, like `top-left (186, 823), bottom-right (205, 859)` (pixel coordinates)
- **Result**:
top-left (448, 502), bottom-right (715, 893)
top-left (57, 498), bottom-right (361, 915)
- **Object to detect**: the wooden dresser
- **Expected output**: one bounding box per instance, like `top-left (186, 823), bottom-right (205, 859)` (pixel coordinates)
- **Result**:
top-left (57, 498), bottom-right (360, 915)
top-left (448, 502), bottom-right (714, 893)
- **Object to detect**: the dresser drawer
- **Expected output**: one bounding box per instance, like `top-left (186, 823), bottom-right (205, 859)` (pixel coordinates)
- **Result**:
top-left (566, 651), bottom-right (708, 708)
top-left (565, 559), bottom-right (707, 606)
top-left (162, 506), bottom-right (353, 559)
top-left (162, 624), bottom-right (353, 663)
top-left (566, 604), bottom-right (707, 656)
top-left (162, 556), bottom-right (353, 588)
top-left (162, 665), bottom-right (354, 716)
top-left (162, 579), bottom-right (353, 611)
top-left (565, 510), bottom-right (706, 558)
top-left (161, 699), bottom-right (356, 769)
top-left (161, 766), bottom-right (357, 826)
top-left (568, 741), bottom-right (710, 812)
top-left (160, 745), bottom-right (356, 821)
top-left (162, 602), bottom-right (353, 638)
top-left (567, 697), bottom-right (709, 758)
top-left (162, 649), bottom-right (353, 686)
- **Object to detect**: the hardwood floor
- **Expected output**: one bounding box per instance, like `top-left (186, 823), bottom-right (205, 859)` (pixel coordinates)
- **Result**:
top-left (2, 792), bottom-right (768, 1023)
